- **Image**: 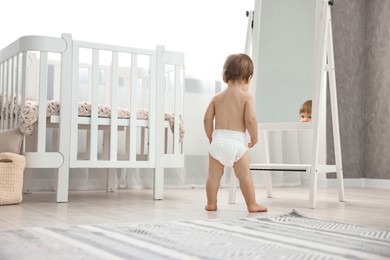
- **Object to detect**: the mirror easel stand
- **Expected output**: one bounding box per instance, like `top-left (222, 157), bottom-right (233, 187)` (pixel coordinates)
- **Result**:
top-left (228, 0), bottom-right (344, 209)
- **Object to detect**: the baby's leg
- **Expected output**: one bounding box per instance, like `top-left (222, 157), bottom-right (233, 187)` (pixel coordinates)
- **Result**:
top-left (205, 155), bottom-right (225, 211)
top-left (233, 153), bottom-right (267, 212)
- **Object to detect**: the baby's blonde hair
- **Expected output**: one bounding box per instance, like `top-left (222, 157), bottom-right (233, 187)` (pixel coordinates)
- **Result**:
top-left (223, 54), bottom-right (253, 84)
top-left (299, 100), bottom-right (312, 115)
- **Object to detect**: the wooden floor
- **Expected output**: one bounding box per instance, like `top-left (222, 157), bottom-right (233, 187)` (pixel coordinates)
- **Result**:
top-left (1, 186), bottom-right (389, 230)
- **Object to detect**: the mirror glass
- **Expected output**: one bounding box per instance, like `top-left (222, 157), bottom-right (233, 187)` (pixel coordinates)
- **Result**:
top-left (254, 0), bottom-right (316, 123)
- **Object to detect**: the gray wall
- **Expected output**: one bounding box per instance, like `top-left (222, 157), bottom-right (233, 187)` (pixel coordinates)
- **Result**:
top-left (328, 1), bottom-right (390, 179)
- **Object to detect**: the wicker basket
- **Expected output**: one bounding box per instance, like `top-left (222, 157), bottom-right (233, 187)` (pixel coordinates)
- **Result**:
top-left (0, 152), bottom-right (26, 205)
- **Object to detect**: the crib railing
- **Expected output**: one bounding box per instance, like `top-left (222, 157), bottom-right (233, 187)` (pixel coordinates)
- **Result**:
top-left (0, 34), bottom-right (185, 202)
top-left (1, 36), bottom-right (66, 131)
top-left (69, 40), bottom-right (157, 167)
top-left (0, 36), bottom-right (66, 168)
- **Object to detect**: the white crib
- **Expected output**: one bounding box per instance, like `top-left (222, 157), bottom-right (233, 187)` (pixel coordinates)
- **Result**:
top-left (0, 33), bottom-right (185, 202)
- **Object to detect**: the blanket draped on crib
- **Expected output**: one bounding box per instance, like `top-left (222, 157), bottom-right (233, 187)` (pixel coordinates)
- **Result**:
top-left (1, 98), bottom-right (184, 142)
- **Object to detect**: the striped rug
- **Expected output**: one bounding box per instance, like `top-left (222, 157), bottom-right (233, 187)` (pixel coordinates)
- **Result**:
top-left (0, 210), bottom-right (389, 259)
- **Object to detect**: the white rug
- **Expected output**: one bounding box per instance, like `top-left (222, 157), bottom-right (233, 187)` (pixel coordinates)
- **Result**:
top-left (0, 210), bottom-right (389, 259)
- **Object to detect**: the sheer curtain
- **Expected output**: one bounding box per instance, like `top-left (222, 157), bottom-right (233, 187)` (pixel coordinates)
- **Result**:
top-left (9, 0), bottom-right (323, 191)
top-left (26, 77), bottom-right (318, 192)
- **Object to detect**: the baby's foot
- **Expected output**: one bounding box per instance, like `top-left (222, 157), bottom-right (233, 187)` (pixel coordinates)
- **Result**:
top-left (205, 204), bottom-right (217, 211)
top-left (247, 203), bottom-right (267, 212)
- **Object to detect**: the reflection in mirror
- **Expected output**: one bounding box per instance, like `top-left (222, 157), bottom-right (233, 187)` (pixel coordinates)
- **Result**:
top-left (253, 0), bottom-right (316, 123)
top-left (299, 100), bottom-right (312, 122)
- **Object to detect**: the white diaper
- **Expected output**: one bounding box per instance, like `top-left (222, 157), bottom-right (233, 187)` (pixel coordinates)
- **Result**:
top-left (209, 129), bottom-right (247, 167)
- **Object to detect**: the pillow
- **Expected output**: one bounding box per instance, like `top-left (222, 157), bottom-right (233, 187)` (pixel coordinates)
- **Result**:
top-left (0, 128), bottom-right (24, 154)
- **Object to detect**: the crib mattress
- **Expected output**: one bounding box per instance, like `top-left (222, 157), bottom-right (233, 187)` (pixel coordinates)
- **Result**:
top-left (5, 99), bottom-right (184, 141)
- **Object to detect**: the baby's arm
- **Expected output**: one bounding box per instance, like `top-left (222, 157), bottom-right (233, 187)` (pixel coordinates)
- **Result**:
top-left (203, 99), bottom-right (215, 143)
top-left (244, 95), bottom-right (258, 148)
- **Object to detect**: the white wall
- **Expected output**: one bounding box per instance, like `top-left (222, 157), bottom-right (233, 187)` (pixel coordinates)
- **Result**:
top-left (1, 0), bottom-right (253, 80)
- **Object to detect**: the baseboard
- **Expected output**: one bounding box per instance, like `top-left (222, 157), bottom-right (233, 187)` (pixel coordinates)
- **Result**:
top-left (301, 178), bottom-right (390, 189)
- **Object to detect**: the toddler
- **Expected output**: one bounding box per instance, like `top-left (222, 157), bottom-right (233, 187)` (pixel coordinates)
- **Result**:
top-left (203, 53), bottom-right (267, 212)
top-left (299, 100), bottom-right (312, 122)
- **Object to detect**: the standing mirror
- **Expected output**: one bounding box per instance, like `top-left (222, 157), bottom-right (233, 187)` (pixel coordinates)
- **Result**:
top-left (240, 0), bottom-right (345, 209)
top-left (252, 0), bottom-right (316, 124)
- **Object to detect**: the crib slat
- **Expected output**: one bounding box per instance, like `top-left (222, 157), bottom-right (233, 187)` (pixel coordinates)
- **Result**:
top-left (70, 47), bottom-right (80, 162)
top-left (4, 60), bottom-right (10, 129)
top-left (20, 52), bottom-right (27, 115)
top-left (20, 52), bottom-right (27, 151)
top-left (154, 46), bottom-right (166, 199)
top-left (129, 53), bottom-right (138, 162)
top-left (89, 49), bottom-right (99, 160)
top-left (7, 60), bottom-right (12, 129)
top-left (148, 53), bottom-right (157, 165)
top-left (173, 65), bottom-right (181, 154)
top-left (14, 55), bottom-right (20, 127)
top-left (0, 63), bottom-right (4, 129)
top-left (10, 57), bottom-right (15, 129)
top-left (110, 51), bottom-right (118, 161)
top-left (37, 52), bottom-right (48, 152)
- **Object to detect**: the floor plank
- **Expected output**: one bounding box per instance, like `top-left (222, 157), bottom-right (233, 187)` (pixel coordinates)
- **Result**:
top-left (0, 187), bottom-right (389, 229)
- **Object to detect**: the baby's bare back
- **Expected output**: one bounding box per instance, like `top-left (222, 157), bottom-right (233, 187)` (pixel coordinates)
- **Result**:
top-left (213, 87), bottom-right (249, 133)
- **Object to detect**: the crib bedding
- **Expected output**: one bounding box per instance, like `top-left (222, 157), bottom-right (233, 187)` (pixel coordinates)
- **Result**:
top-left (1, 98), bottom-right (184, 141)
